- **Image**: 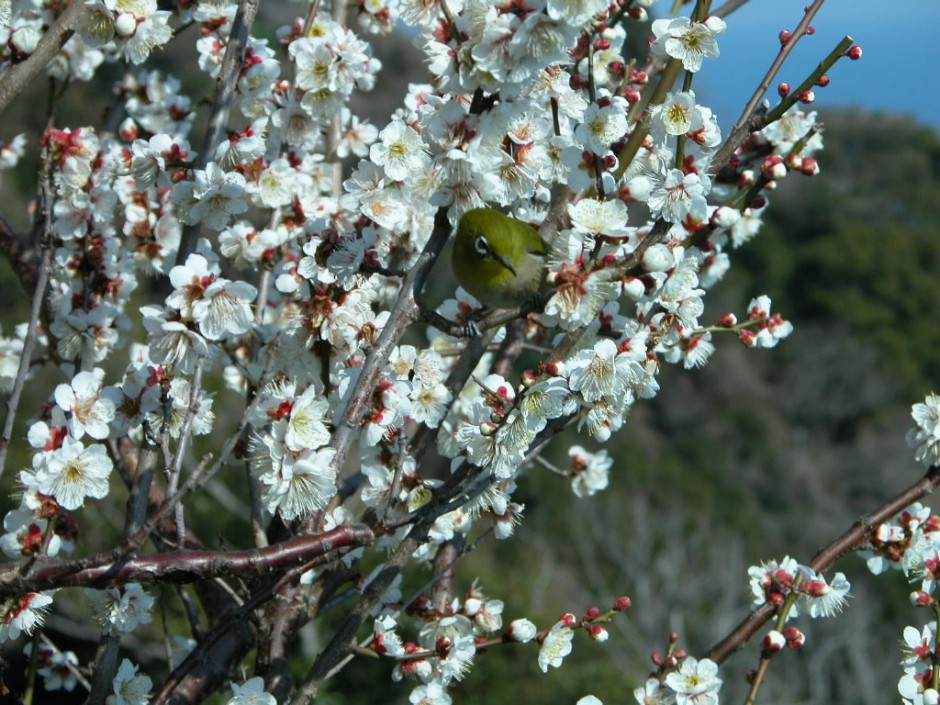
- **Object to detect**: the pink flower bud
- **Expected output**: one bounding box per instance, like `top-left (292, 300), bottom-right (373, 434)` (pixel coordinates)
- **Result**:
top-left (785, 153), bottom-right (802, 171)
top-left (800, 157), bottom-right (819, 176)
top-left (716, 313), bottom-right (737, 328)
top-left (779, 30), bottom-right (792, 45)
top-left (783, 627), bottom-right (805, 648)
top-left (816, 74), bottom-right (830, 87)
top-left (739, 330), bottom-right (757, 348)
top-left (559, 613), bottom-right (577, 627)
top-left (583, 607), bottom-right (601, 622)
top-left (846, 45), bottom-right (863, 60)
top-left (777, 83), bottom-right (790, 98)
top-left (624, 89), bottom-right (641, 104)
top-left (613, 596), bottom-right (632, 611)
top-left (119, 118), bottom-right (139, 142)
top-left (798, 90), bottom-right (815, 104)
top-left (761, 154), bottom-right (786, 180)
top-left (587, 624), bottom-right (609, 641)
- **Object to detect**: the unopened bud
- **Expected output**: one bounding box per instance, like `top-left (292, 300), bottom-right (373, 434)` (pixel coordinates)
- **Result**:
top-left (779, 30), bottom-right (792, 45)
top-left (762, 630), bottom-right (786, 654)
top-left (777, 82), bottom-right (790, 98)
top-left (587, 624), bottom-right (609, 641)
top-left (612, 596), bottom-right (632, 611)
top-left (583, 607), bottom-right (601, 622)
top-left (520, 369), bottom-right (537, 388)
top-left (761, 154), bottom-right (786, 180)
top-left (738, 169), bottom-right (755, 187)
top-left (739, 329), bottom-right (757, 348)
top-left (846, 45), bottom-right (862, 60)
top-left (816, 74), bottom-right (830, 87)
top-left (798, 90), bottom-right (815, 104)
top-left (783, 626), bottom-right (805, 648)
top-left (624, 89), bottom-right (641, 103)
top-left (716, 313), bottom-right (737, 327)
top-left (911, 590), bottom-right (933, 607)
top-left (784, 153), bottom-right (802, 171)
top-left (119, 118), bottom-right (139, 142)
top-left (800, 157), bottom-right (819, 176)
top-left (559, 613), bottom-right (577, 627)
top-left (114, 12), bottom-right (137, 37)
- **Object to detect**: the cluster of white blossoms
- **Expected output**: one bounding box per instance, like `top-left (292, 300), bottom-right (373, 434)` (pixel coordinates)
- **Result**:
top-left (0, 0), bottom-right (872, 699)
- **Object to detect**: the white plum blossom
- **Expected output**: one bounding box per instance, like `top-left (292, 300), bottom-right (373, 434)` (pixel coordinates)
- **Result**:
top-left (569, 445), bottom-right (612, 497)
top-left (34, 437), bottom-right (113, 510)
top-left (651, 16), bottom-right (726, 73)
top-left (665, 657), bottom-right (722, 705)
top-left (86, 584), bottom-right (155, 634)
top-left (0, 591), bottom-right (54, 642)
top-left (108, 659), bottom-right (152, 705)
top-left (226, 677), bottom-right (277, 705)
top-left (538, 616), bottom-right (575, 672)
top-left (907, 393), bottom-right (940, 468)
top-left (54, 370), bottom-right (117, 440)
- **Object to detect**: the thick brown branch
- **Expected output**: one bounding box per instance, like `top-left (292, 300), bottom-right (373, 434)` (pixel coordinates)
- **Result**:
top-left (0, 525), bottom-right (374, 595)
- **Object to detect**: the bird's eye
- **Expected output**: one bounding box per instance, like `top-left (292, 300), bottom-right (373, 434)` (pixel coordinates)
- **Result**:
top-left (474, 236), bottom-right (491, 256)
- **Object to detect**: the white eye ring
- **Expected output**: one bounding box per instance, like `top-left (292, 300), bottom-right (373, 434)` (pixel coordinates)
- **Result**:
top-left (474, 236), bottom-right (490, 256)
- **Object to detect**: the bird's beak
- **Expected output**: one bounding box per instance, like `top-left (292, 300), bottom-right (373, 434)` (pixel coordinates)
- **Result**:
top-left (494, 253), bottom-right (516, 276)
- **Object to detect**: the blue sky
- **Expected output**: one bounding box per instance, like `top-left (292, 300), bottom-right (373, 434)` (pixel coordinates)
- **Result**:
top-left (698, 0), bottom-right (940, 133)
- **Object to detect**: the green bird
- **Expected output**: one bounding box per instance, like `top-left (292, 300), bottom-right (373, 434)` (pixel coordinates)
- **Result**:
top-left (451, 208), bottom-right (550, 310)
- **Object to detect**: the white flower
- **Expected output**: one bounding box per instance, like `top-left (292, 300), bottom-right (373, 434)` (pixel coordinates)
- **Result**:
top-left (566, 339), bottom-right (638, 403)
top-left (651, 16), bottom-right (726, 73)
top-left (648, 169), bottom-right (708, 224)
top-left (907, 393), bottom-right (940, 468)
top-left (285, 386), bottom-right (331, 452)
top-left (649, 91), bottom-right (700, 138)
top-left (370, 119), bottom-right (429, 181)
top-left (568, 445), bottom-right (612, 497)
top-left (106, 659), bottom-right (151, 705)
top-left (409, 682), bottom-right (452, 705)
top-left (54, 370), bottom-right (116, 440)
top-left (574, 102), bottom-right (627, 154)
top-left (0, 510), bottom-right (59, 558)
top-left (226, 677), bottom-right (276, 705)
top-left (86, 584), bottom-right (154, 634)
top-left (745, 295), bottom-right (793, 348)
top-left (538, 617), bottom-right (574, 672)
top-left (258, 446), bottom-right (338, 521)
top-left (175, 162), bottom-right (249, 231)
top-left (35, 437), bottom-right (113, 510)
top-left (373, 614), bottom-right (405, 658)
top-left (0, 591), bottom-right (54, 641)
top-left (797, 571), bottom-right (850, 618)
top-left (568, 198), bottom-right (631, 238)
top-left (664, 657), bottom-right (722, 705)
top-left (507, 618), bottom-right (537, 642)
